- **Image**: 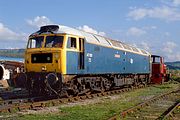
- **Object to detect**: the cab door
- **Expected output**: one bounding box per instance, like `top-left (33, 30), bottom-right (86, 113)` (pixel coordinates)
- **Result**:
top-left (78, 38), bottom-right (85, 70)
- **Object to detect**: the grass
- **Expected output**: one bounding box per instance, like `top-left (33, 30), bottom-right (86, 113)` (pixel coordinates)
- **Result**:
top-left (4, 82), bottom-right (179, 120)
top-left (170, 70), bottom-right (180, 82)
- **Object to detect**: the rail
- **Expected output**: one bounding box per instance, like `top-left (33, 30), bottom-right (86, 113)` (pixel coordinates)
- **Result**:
top-left (0, 85), bottom-right (146, 113)
top-left (108, 88), bottom-right (180, 120)
top-left (157, 101), bottom-right (180, 120)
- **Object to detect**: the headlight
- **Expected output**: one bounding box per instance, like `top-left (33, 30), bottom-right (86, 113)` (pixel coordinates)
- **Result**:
top-left (33, 57), bottom-right (37, 61)
top-left (47, 57), bottom-right (51, 61)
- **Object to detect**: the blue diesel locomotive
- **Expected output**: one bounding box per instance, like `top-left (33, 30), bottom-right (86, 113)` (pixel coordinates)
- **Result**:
top-left (25, 25), bottom-right (151, 96)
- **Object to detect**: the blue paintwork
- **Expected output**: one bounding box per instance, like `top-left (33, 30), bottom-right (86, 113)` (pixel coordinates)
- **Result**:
top-left (66, 42), bottom-right (150, 75)
top-left (66, 51), bottom-right (86, 74)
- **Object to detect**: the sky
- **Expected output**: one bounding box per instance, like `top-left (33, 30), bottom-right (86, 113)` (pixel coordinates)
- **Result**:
top-left (0, 0), bottom-right (180, 62)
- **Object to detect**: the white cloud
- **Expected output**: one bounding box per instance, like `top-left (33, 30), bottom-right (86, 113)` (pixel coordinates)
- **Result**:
top-left (139, 41), bottom-right (150, 51)
top-left (150, 26), bottom-right (157, 29)
top-left (143, 26), bottom-right (157, 30)
top-left (174, 53), bottom-right (180, 60)
top-left (127, 27), bottom-right (146, 36)
top-left (128, 8), bottom-right (147, 20)
top-left (162, 41), bottom-right (180, 61)
top-left (0, 23), bottom-right (26, 41)
top-left (165, 52), bottom-right (180, 61)
top-left (165, 32), bottom-right (170, 36)
top-left (172, 0), bottom-right (180, 6)
top-left (162, 41), bottom-right (177, 53)
top-left (27, 16), bottom-right (53, 28)
top-left (78, 25), bottom-right (106, 36)
top-left (128, 6), bottom-right (180, 21)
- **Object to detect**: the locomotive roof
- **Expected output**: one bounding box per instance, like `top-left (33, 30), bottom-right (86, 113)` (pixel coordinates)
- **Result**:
top-left (32, 25), bottom-right (150, 56)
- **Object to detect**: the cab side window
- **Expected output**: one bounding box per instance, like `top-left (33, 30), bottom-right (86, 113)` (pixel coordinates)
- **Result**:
top-left (67, 37), bottom-right (77, 48)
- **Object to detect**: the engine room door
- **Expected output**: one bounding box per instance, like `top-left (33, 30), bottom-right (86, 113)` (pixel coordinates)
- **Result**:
top-left (78, 38), bottom-right (85, 70)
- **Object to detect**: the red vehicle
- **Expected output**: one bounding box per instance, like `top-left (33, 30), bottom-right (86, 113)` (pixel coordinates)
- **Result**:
top-left (151, 55), bottom-right (170, 84)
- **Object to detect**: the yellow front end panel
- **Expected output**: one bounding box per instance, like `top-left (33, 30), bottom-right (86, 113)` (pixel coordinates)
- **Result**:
top-left (25, 50), bottom-right (64, 73)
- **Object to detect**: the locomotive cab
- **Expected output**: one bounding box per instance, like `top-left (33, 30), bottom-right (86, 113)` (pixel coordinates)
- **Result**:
top-left (25, 34), bottom-right (65, 73)
top-left (25, 25), bottom-right (85, 96)
top-left (151, 55), bottom-right (169, 84)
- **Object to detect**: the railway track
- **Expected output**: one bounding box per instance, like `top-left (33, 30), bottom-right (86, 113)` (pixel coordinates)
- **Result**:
top-left (157, 101), bottom-right (180, 120)
top-left (108, 88), bottom-right (180, 120)
top-left (0, 85), bottom-right (146, 113)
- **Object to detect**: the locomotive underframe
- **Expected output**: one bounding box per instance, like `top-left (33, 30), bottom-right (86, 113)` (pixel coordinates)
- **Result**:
top-left (26, 72), bottom-right (150, 97)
